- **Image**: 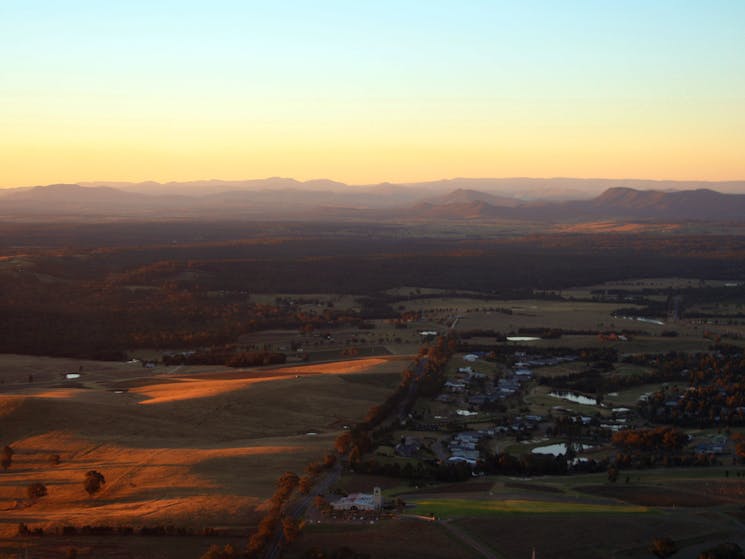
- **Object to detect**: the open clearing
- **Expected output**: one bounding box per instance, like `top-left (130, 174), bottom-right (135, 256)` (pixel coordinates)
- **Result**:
top-left (453, 300), bottom-right (643, 332)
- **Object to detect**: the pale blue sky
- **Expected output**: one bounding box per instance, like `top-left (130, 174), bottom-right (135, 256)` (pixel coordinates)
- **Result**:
top-left (2, 1), bottom-right (744, 185)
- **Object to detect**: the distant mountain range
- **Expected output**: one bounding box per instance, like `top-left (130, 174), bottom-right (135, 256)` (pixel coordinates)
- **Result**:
top-left (70, 177), bottom-right (745, 199)
top-left (2, 178), bottom-right (745, 222)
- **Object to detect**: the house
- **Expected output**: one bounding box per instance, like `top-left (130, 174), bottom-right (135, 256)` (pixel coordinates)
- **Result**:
top-left (468, 394), bottom-right (487, 406)
top-left (695, 442), bottom-right (727, 454)
top-left (448, 453), bottom-right (479, 465)
top-left (395, 436), bottom-right (421, 458)
top-left (444, 380), bottom-right (467, 392)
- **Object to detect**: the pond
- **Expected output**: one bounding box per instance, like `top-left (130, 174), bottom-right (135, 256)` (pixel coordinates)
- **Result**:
top-left (616, 315), bottom-right (665, 326)
top-left (532, 442), bottom-right (593, 456)
top-left (549, 391), bottom-right (598, 406)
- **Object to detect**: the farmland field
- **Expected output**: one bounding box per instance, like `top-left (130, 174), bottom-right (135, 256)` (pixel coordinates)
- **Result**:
top-left (454, 512), bottom-right (737, 559)
top-left (410, 498), bottom-right (648, 516)
top-left (284, 519), bottom-right (483, 559)
top-left (4, 224), bottom-right (745, 559)
top-left (0, 354), bottom-right (406, 556)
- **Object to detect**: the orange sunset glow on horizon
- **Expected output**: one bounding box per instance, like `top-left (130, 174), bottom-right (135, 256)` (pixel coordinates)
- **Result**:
top-left (2, 1), bottom-right (744, 187)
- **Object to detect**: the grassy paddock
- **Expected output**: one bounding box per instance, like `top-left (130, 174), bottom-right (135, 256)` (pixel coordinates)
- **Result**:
top-left (412, 498), bottom-right (647, 517)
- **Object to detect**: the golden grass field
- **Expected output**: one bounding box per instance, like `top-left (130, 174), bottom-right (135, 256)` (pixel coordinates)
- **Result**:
top-left (0, 355), bottom-right (407, 541)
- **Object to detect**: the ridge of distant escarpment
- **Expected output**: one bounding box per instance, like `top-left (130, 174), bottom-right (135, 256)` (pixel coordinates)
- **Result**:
top-left (2, 180), bottom-right (745, 222)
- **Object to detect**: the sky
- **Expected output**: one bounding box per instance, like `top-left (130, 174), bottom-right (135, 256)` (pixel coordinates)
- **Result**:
top-left (1, 0), bottom-right (744, 187)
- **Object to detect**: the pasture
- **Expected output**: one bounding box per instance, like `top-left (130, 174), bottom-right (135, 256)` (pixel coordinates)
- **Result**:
top-left (0, 354), bottom-right (405, 545)
top-left (285, 519), bottom-right (483, 559)
top-left (411, 498), bottom-right (647, 516)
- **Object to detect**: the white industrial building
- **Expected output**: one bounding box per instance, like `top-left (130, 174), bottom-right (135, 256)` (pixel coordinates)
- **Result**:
top-left (331, 487), bottom-right (382, 512)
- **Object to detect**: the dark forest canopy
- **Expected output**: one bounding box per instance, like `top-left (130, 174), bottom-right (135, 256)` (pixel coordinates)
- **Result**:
top-left (2, 222), bottom-right (745, 358)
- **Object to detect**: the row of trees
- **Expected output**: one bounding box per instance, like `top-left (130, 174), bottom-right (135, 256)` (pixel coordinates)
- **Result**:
top-left (162, 347), bottom-right (287, 367)
top-left (612, 427), bottom-right (689, 452)
top-left (241, 451), bottom-right (336, 559)
top-left (211, 337), bottom-right (455, 558)
top-left (245, 471), bottom-right (301, 557)
top-left (335, 335), bottom-right (457, 465)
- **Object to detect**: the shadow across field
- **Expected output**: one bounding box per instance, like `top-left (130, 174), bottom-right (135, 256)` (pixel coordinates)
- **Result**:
top-left (576, 485), bottom-right (731, 507)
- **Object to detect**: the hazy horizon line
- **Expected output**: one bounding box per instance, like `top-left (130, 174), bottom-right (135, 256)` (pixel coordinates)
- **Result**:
top-left (5, 175), bottom-right (745, 191)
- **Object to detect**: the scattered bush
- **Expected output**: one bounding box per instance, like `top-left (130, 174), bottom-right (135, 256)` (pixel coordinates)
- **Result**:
top-left (84, 470), bottom-right (105, 497)
top-left (26, 482), bottom-right (48, 500)
top-left (1, 446), bottom-right (14, 471)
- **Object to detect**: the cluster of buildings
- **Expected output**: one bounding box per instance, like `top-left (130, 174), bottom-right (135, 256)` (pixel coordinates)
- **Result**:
top-left (394, 352), bottom-right (589, 467)
top-left (451, 353), bottom-right (580, 410)
top-left (496, 414), bottom-right (545, 435)
top-left (695, 435), bottom-right (729, 455)
top-left (395, 436), bottom-right (421, 458)
top-left (440, 364), bottom-right (504, 409)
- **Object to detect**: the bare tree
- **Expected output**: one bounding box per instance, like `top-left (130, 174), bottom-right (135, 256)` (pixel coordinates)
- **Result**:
top-left (650, 537), bottom-right (678, 558)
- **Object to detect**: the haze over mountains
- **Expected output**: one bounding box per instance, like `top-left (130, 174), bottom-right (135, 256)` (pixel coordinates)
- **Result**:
top-left (2, 178), bottom-right (745, 222)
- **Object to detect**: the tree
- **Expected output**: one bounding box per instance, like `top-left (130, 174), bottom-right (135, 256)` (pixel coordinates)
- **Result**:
top-left (313, 495), bottom-right (332, 515)
top-left (247, 512), bottom-right (278, 558)
top-left (1, 446), bottom-right (14, 471)
top-left (732, 433), bottom-right (745, 463)
top-left (650, 537), bottom-right (678, 558)
top-left (84, 470), bottom-right (105, 497)
top-left (26, 482), bottom-right (48, 500)
top-left (698, 543), bottom-right (745, 559)
top-left (298, 475), bottom-right (314, 495)
top-left (282, 516), bottom-right (300, 543)
top-left (272, 471), bottom-right (299, 503)
top-left (334, 432), bottom-right (353, 455)
top-left (200, 544), bottom-right (238, 559)
top-left (607, 465), bottom-right (619, 483)
top-left (17, 523), bottom-right (30, 536)
top-left (348, 446), bottom-right (361, 464)
top-left (246, 532), bottom-right (267, 558)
